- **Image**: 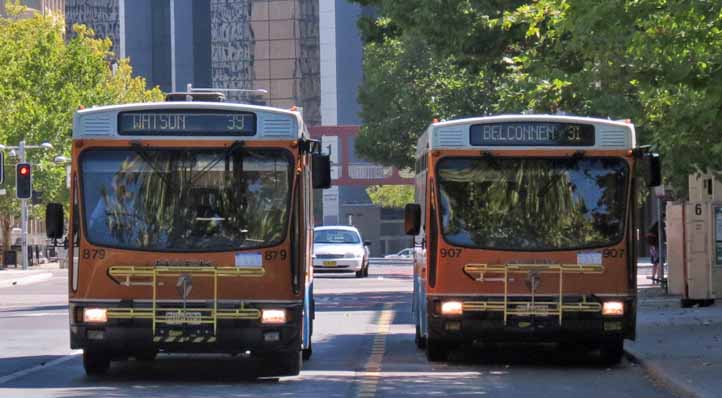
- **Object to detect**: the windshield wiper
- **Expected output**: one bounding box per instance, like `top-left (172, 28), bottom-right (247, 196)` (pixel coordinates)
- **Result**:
top-left (188, 141), bottom-right (245, 187)
top-left (130, 142), bottom-right (175, 190)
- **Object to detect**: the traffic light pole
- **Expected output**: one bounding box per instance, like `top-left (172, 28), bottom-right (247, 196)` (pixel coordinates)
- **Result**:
top-left (0, 140), bottom-right (54, 270)
top-left (18, 141), bottom-right (29, 270)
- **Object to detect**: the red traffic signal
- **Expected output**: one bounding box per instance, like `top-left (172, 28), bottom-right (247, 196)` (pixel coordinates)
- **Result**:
top-left (16, 163), bottom-right (32, 199)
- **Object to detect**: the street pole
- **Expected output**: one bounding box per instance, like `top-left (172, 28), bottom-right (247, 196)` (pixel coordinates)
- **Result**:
top-left (18, 140), bottom-right (28, 270)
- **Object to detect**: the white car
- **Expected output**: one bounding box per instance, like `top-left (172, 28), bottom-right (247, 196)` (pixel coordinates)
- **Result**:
top-left (313, 226), bottom-right (369, 278)
top-left (384, 248), bottom-right (414, 260)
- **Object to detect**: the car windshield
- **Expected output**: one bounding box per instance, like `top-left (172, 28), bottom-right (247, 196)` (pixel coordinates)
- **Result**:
top-left (437, 157), bottom-right (628, 251)
top-left (314, 229), bottom-right (361, 244)
top-left (80, 148), bottom-right (292, 251)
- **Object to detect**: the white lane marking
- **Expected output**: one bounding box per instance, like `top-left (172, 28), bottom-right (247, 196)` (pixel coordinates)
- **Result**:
top-left (0, 312), bottom-right (66, 318)
top-left (0, 352), bottom-right (81, 385)
top-left (301, 370), bottom-right (481, 377)
top-left (0, 273), bottom-right (53, 288)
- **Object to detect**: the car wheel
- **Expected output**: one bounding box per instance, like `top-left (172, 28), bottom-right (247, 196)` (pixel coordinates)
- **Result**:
top-left (363, 259), bottom-right (369, 277)
top-left (355, 269), bottom-right (363, 278)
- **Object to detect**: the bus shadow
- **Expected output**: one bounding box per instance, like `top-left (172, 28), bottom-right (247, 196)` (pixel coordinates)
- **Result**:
top-left (443, 342), bottom-right (624, 369)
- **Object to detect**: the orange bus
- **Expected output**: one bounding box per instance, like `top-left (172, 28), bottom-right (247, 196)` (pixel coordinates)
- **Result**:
top-left (405, 115), bottom-right (660, 363)
top-left (45, 95), bottom-right (330, 376)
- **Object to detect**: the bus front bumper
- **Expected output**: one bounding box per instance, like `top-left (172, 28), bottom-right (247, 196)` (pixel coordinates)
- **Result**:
top-left (69, 302), bottom-right (302, 356)
top-left (427, 296), bottom-right (635, 344)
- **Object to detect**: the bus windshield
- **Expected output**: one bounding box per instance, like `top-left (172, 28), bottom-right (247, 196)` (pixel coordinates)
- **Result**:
top-left (437, 157), bottom-right (628, 251)
top-left (80, 147), bottom-right (292, 252)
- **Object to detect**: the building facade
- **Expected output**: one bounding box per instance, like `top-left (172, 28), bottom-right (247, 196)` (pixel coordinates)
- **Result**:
top-left (65, 0), bottom-right (321, 125)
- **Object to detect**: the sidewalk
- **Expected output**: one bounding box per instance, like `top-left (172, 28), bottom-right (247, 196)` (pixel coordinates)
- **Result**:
top-left (626, 293), bottom-right (722, 398)
top-left (0, 262), bottom-right (60, 288)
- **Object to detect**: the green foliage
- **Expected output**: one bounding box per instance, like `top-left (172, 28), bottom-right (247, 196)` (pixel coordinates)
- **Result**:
top-left (354, 0), bottom-right (722, 198)
top-left (0, 10), bottom-right (163, 249)
top-left (366, 184), bottom-right (414, 208)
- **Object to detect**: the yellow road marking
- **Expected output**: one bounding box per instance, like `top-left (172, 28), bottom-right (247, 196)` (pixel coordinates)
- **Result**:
top-left (356, 303), bottom-right (393, 398)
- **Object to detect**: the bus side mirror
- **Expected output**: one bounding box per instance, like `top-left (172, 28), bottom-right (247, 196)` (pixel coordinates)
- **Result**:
top-left (404, 203), bottom-right (421, 236)
top-left (46, 203), bottom-right (64, 240)
top-left (312, 154), bottom-right (331, 189)
top-left (647, 153), bottom-right (661, 187)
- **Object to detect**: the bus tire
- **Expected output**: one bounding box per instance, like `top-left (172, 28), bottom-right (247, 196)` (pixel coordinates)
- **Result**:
top-left (83, 350), bottom-right (110, 376)
top-left (415, 323), bottom-right (426, 349)
top-left (259, 350), bottom-right (301, 378)
top-left (425, 339), bottom-right (447, 362)
top-left (302, 342), bottom-right (313, 360)
top-left (599, 339), bottom-right (624, 365)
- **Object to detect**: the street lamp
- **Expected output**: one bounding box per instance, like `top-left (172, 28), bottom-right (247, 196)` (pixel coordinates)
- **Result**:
top-left (54, 156), bottom-right (70, 165)
top-left (0, 140), bottom-right (56, 269)
top-left (54, 156), bottom-right (71, 189)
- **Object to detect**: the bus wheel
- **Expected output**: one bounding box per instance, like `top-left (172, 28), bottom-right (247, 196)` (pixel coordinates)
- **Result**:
top-left (425, 339), bottom-right (447, 362)
top-left (259, 350), bottom-right (302, 378)
top-left (83, 350), bottom-right (110, 376)
top-left (415, 324), bottom-right (426, 349)
top-left (599, 339), bottom-right (624, 365)
top-left (302, 342), bottom-right (313, 360)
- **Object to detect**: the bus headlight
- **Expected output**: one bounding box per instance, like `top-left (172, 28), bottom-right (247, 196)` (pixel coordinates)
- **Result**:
top-left (261, 309), bottom-right (287, 324)
top-left (440, 301), bottom-right (463, 316)
top-left (602, 301), bottom-right (624, 316)
top-left (83, 308), bottom-right (108, 323)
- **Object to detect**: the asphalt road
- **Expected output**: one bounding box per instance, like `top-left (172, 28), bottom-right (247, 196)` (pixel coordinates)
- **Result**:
top-left (0, 265), bottom-right (676, 398)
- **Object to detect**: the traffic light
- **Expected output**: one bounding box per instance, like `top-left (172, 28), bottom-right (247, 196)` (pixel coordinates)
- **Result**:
top-left (16, 163), bottom-right (31, 199)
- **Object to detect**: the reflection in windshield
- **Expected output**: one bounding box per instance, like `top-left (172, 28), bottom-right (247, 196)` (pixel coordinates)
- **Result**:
top-left (314, 230), bottom-right (361, 244)
top-left (81, 148), bottom-right (292, 251)
top-left (437, 157), bottom-right (627, 251)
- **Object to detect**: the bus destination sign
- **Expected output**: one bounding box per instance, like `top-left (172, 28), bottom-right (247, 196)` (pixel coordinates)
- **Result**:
top-left (118, 110), bottom-right (257, 136)
top-left (469, 122), bottom-right (595, 147)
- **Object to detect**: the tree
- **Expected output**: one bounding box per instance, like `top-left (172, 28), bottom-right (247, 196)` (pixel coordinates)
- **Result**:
top-left (353, 0), bottom-right (530, 170)
top-left (0, 8), bottom-right (163, 253)
top-left (354, 0), bottom-right (722, 196)
top-left (366, 184), bottom-right (414, 208)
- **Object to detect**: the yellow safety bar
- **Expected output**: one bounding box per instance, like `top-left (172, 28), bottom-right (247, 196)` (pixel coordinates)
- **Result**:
top-left (462, 263), bottom-right (604, 326)
top-left (107, 265), bottom-right (265, 340)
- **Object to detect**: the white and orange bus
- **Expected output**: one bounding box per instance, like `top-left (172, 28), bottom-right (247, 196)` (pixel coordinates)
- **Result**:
top-left (405, 115), bottom-right (660, 363)
top-left (46, 94), bottom-right (330, 376)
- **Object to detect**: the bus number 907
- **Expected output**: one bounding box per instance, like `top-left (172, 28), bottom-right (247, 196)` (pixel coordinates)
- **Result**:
top-left (440, 248), bottom-right (462, 258)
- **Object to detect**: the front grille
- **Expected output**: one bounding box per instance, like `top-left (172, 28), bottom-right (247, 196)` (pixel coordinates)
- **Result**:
top-left (315, 254), bottom-right (345, 259)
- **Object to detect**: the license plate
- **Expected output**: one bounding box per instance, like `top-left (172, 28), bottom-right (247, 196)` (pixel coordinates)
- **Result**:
top-left (163, 311), bottom-right (202, 325)
top-left (323, 261), bottom-right (337, 266)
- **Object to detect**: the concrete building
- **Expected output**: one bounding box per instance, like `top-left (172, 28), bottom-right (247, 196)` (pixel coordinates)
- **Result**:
top-left (65, 0), bottom-right (321, 125)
